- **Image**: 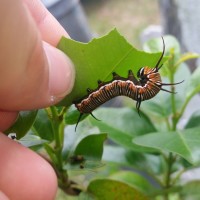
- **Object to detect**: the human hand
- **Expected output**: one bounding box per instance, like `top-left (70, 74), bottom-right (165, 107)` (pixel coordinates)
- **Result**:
top-left (0, 0), bottom-right (75, 199)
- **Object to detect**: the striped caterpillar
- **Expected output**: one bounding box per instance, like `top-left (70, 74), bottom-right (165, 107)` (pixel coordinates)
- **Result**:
top-left (74, 37), bottom-right (183, 130)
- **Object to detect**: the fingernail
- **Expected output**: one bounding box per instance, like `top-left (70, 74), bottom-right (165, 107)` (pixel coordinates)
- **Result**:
top-left (44, 42), bottom-right (75, 100)
top-left (0, 191), bottom-right (9, 200)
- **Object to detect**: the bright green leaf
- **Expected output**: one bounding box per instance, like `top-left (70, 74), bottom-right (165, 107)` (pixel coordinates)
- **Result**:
top-left (5, 110), bottom-right (38, 139)
top-left (87, 179), bottom-right (149, 200)
top-left (57, 29), bottom-right (167, 106)
top-left (133, 127), bottom-right (200, 164)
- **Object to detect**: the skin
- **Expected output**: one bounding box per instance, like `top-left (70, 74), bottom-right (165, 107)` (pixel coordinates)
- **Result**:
top-left (0, 0), bottom-right (75, 199)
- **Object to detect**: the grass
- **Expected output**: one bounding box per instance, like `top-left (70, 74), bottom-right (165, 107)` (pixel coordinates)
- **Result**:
top-left (83, 0), bottom-right (160, 48)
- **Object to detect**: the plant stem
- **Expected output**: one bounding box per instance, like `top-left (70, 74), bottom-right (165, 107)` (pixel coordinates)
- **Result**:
top-left (165, 153), bottom-right (174, 188)
top-left (45, 107), bottom-right (70, 189)
top-left (163, 59), bottom-right (178, 199)
top-left (169, 72), bottom-right (178, 131)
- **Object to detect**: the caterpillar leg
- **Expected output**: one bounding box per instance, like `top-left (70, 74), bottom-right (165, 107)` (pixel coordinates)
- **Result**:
top-left (128, 70), bottom-right (139, 84)
top-left (90, 112), bottom-right (101, 121)
top-left (98, 80), bottom-right (104, 87)
top-left (136, 100), bottom-right (141, 117)
top-left (112, 72), bottom-right (120, 80)
top-left (87, 88), bottom-right (93, 94)
top-left (75, 113), bottom-right (84, 131)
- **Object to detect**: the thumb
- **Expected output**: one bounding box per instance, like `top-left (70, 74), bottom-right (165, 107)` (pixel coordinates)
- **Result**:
top-left (0, 0), bottom-right (75, 111)
top-left (44, 42), bottom-right (75, 106)
top-left (0, 40), bottom-right (75, 111)
top-left (0, 43), bottom-right (74, 130)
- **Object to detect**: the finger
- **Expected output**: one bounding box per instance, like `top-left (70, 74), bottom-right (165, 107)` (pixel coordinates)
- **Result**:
top-left (0, 191), bottom-right (9, 200)
top-left (0, 133), bottom-right (57, 200)
top-left (0, 0), bottom-right (75, 111)
top-left (0, 111), bottom-right (18, 131)
top-left (23, 0), bottom-right (70, 45)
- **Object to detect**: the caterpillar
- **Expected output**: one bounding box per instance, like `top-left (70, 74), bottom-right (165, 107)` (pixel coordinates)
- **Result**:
top-left (74, 37), bottom-right (183, 131)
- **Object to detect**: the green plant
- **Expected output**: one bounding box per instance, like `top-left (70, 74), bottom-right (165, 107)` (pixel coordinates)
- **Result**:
top-left (5, 30), bottom-right (200, 200)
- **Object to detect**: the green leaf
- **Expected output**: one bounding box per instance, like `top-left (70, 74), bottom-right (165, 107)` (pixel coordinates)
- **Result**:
top-left (87, 179), bottom-right (149, 200)
top-left (19, 134), bottom-right (48, 148)
top-left (5, 110), bottom-right (38, 139)
top-left (186, 67), bottom-right (200, 101)
top-left (143, 35), bottom-right (180, 60)
top-left (64, 105), bottom-right (87, 125)
top-left (32, 109), bottom-right (54, 141)
top-left (74, 133), bottom-right (107, 160)
top-left (103, 145), bottom-right (163, 175)
top-left (180, 181), bottom-right (200, 200)
top-left (57, 29), bottom-right (167, 106)
top-left (109, 171), bottom-right (155, 194)
top-left (89, 107), bottom-right (157, 152)
top-left (66, 133), bottom-right (107, 170)
top-left (142, 97), bottom-right (172, 117)
top-left (175, 52), bottom-right (199, 68)
top-left (185, 110), bottom-right (200, 129)
top-left (133, 127), bottom-right (200, 164)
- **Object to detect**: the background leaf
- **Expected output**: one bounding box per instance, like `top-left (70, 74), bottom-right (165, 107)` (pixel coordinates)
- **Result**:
top-left (5, 110), bottom-right (38, 139)
top-left (180, 181), bottom-right (200, 200)
top-left (32, 109), bottom-right (54, 141)
top-left (133, 127), bottom-right (200, 164)
top-left (184, 110), bottom-right (200, 129)
top-left (19, 134), bottom-right (48, 148)
top-left (186, 67), bottom-right (200, 100)
top-left (89, 107), bottom-right (157, 152)
top-left (74, 133), bottom-right (107, 160)
top-left (109, 171), bottom-right (155, 194)
top-left (103, 145), bottom-right (163, 175)
top-left (175, 52), bottom-right (199, 68)
top-left (143, 35), bottom-right (180, 57)
top-left (57, 29), bottom-right (167, 106)
top-left (87, 179), bottom-right (149, 200)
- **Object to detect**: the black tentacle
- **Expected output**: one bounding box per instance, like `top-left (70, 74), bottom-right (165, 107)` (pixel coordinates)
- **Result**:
top-left (155, 36), bottom-right (165, 70)
top-left (160, 88), bottom-right (176, 94)
top-left (161, 80), bottom-right (184, 86)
